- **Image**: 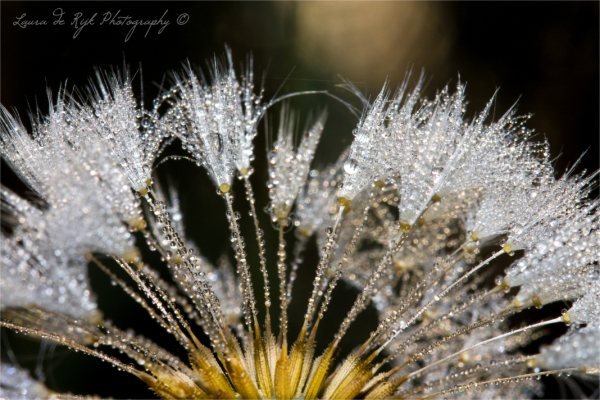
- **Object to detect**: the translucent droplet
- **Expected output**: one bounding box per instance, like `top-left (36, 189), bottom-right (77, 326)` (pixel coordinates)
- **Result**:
top-left (343, 158), bottom-right (358, 174)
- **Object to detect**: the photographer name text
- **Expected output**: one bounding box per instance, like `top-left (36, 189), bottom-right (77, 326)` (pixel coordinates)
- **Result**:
top-left (12, 8), bottom-right (190, 42)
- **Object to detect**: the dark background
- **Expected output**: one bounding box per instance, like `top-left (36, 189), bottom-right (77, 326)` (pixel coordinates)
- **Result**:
top-left (1, 1), bottom-right (598, 399)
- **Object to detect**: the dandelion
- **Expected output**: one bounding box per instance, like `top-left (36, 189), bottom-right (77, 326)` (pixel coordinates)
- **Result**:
top-left (0, 51), bottom-right (598, 399)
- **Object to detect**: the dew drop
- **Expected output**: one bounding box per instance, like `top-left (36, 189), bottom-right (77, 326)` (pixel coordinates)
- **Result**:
top-left (343, 158), bottom-right (358, 175)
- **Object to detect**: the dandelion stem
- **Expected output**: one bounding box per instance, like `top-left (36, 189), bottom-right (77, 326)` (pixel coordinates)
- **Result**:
top-left (404, 316), bottom-right (563, 381)
top-left (418, 368), bottom-right (580, 399)
top-left (0, 320), bottom-right (145, 379)
top-left (277, 220), bottom-right (289, 346)
top-left (378, 288), bottom-right (504, 367)
top-left (89, 255), bottom-right (180, 345)
top-left (286, 234), bottom-right (308, 300)
top-left (378, 306), bottom-right (516, 378)
top-left (223, 190), bottom-right (259, 334)
top-left (242, 174), bottom-right (272, 333)
top-left (312, 190), bottom-right (374, 337)
top-left (143, 190), bottom-right (230, 350)
top-left (302, 206), bottom-right (345, 334)
top-left (377, 249), bottom-right (506, 352)
top-left (398, 355), bottom-right (535, 397)
top-left (114, 258), bottom-right (194, 351)
top-left (333, 225), bottom-right (408, 348)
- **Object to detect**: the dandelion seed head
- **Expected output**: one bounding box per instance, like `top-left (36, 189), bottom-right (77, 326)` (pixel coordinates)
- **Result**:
top-left (0, 51), bottom-right (597, 399)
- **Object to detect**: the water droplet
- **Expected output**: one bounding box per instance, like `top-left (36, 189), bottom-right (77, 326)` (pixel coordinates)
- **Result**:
top-left (343, 158), bottom-right (358, 174)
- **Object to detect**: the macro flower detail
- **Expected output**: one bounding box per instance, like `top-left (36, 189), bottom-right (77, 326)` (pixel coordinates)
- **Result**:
top-left (0, 364), bottom-right (51, 399)
top-left (268, 108), bottom-right (325, 222)
top-left (163, 49), bottom-right (265, 192)
top-left (0, 51), bottom-right (598, 399)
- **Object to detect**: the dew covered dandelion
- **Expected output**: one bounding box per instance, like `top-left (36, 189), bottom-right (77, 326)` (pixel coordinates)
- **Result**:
top-left (0, 50), bottom-right (598, 399)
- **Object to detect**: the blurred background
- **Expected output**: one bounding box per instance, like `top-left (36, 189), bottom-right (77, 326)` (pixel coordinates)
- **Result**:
top-left (1, 1), bottom-right (598, 398)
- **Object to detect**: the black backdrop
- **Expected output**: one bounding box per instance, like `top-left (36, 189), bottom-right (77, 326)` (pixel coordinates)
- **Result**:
top-left (1, 2), bottom-right (598, 398)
